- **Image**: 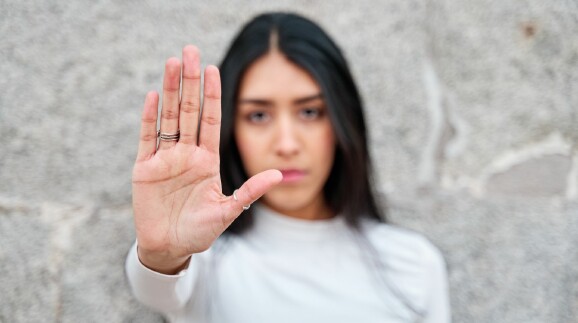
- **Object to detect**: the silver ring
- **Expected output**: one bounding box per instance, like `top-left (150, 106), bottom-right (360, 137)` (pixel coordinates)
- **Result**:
top-left (233, 189), bottom-right (251, 211)
top-left (157, 130), bottom-right (180, 141)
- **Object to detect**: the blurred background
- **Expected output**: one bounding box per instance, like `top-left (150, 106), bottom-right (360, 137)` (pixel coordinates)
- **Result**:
top-left (1, 0), bottom-right (577, 322)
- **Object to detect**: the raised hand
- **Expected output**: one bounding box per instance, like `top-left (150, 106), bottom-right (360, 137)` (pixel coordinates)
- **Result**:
top-left (131, 46), bottom-right (282, 274)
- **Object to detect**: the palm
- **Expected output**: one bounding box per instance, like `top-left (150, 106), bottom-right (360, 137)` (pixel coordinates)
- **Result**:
top-left (133, 144), bottom-right (224, 256)
top-left (131, 46), bottom-right (281, 272)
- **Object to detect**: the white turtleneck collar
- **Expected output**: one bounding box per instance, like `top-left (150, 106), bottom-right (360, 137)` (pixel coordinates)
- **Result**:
top-left (247, 203), bottom-right (349, 243)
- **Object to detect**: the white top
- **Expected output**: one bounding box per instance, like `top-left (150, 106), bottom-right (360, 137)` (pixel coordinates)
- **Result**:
top-left (126, 205), bottom-right (450, 323)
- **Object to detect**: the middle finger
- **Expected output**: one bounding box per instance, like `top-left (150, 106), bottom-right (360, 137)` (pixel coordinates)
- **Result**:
top-left (178, 45), bottom-right (201, 145)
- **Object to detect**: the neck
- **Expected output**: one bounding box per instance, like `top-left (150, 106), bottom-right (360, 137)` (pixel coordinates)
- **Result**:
top-left (263, 196), bottom-right (335, 221)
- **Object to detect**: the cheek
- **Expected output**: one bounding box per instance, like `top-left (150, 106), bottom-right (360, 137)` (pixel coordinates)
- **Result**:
top-left (315, 124), bottom-right (337, 171)
top-left (235, 127), bottom-right (263, 177)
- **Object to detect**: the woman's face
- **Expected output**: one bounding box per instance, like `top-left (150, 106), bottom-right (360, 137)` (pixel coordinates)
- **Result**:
top-left (235, 51), bottom-right (336, 220)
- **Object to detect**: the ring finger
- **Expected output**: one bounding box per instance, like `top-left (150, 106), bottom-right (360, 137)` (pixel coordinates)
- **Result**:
top-left (158, 57), bottom-right (182, 150)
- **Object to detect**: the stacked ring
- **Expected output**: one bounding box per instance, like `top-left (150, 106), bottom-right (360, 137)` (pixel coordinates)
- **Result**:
top-left (157, 130), bottom-right (180, 141)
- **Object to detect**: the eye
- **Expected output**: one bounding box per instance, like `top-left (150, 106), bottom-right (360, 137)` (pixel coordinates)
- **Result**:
top-left (246, 111), bottom-right (271, 124)
top-left (299, 107), bottom-right (324, 120)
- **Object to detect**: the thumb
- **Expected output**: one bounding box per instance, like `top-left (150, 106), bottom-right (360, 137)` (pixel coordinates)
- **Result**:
top-left (228, 169), bottom-right (282, 213)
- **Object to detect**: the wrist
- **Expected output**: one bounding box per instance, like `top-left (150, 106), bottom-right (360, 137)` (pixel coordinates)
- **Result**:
top-left (137, 246), bottom-right (191, 275)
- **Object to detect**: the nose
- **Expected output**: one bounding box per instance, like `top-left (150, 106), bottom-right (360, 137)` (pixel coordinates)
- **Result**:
top-left (273, 115), bottom-right (300, 158)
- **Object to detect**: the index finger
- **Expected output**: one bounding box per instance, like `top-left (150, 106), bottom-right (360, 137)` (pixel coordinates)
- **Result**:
top-left (198, 65), bottom-right (221, 154)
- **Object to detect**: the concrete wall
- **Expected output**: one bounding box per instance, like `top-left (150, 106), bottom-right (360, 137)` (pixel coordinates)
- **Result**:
top-left (1, 1), bottom-right (576, 322)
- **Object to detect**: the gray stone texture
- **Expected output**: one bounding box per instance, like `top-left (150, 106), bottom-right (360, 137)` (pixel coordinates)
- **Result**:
top-left (0, 0), bottom-right (576, 322)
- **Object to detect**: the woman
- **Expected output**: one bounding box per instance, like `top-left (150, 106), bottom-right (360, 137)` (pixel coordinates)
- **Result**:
top-left (126, 12), bottom-right (450, 323)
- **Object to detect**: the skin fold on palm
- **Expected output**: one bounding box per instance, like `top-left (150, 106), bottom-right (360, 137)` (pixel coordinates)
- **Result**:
top-left (131, 45), bottom-right (282, 274)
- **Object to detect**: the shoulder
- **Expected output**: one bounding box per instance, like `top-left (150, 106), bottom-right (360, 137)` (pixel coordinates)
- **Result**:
top-left (360, 220), bottom-right (448, 312)
top-left (361, 220), bottom-right (445, 270)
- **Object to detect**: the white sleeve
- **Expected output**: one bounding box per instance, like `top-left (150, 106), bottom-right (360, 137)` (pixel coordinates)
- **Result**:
top-left (125, 241), bottom-right (196, 314)
top-left (422, 243), bottom-right (451, 323)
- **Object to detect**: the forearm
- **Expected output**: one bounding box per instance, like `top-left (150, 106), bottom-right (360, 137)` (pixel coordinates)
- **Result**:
top-left (125, 241), bottom-right (195, 313)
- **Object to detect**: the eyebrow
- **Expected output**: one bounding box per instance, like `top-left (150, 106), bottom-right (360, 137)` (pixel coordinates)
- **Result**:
top-left (238, 93), bottom-right (324, 106)
top-left (293, 93), bottom-right (324, 105)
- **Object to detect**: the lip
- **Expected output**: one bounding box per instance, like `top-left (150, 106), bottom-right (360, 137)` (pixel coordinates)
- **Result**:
top-left (279, 169), bottom-right (307, 183)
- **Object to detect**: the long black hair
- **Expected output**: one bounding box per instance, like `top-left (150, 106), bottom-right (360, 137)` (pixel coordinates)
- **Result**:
top-left (219, 12), bottom-right (385, 234)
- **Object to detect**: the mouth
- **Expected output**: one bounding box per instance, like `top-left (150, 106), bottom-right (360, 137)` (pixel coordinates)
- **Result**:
top-left (279, 169), bottom-right (307, 184)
